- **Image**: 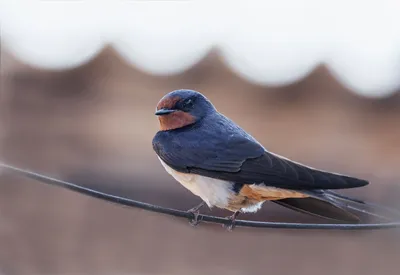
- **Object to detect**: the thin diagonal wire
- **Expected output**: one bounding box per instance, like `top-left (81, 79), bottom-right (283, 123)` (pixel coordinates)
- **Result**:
top-left (1, 163), bottom-right (400, 230)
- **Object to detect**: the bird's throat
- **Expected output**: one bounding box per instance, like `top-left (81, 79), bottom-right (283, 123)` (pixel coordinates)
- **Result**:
top-left (158, 111), bottom-right (196, 131)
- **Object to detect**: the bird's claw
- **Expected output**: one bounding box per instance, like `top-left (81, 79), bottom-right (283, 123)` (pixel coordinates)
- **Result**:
top-left (187, 209), bottom-right (202, 227)
top-left (222, 211), bottom-right (240, 231)
top-left (186, 202), bottom-right (205, 227)
top-left (222, 216), bottom-right (236, 231)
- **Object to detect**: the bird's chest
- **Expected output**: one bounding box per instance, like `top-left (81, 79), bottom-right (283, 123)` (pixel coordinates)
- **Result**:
top-left (158, 158), bottom-right (234, 208)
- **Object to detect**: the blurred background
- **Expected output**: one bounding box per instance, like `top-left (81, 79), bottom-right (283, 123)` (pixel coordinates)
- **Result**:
top-left (1, 1), bottom-right (400, 275)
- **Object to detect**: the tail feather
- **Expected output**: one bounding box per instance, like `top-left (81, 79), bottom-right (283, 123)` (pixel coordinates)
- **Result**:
top-left (273, 190), bottom-right (397, 223)
top-left (324, 191), bottom-right (398, 221)
top-left (273, 197), bottom-right (360, 223)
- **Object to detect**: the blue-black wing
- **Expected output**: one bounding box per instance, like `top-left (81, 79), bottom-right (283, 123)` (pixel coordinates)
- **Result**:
top-left (189, 152), bottom-right (368, 189)
top-left (153, 113), bottom-right (368, 190)
top-left (153, 113), bottom-right (265, 172)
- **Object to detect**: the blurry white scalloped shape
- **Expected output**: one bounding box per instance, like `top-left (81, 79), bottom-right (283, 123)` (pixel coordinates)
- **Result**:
top-left (0, 0), bottom-right (106, 69)
top-left (327, 48), bottom-right (400, 98)
top-left (324, 0), bottom-right (400, 98)
top-left (1, 0), bottom-right (400, 97)
top-left (219, 1), bottom-right (324, 86)
top-left (111, 2), bottom-right (217, 75)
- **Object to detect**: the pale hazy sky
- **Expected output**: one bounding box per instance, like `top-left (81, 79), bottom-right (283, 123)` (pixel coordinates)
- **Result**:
top-left (1, 0), bottom-right (400, 97)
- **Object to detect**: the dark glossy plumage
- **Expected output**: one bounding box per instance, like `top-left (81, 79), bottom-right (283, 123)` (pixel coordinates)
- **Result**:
top-left (153, 110), bottom-right (368, 190)
top-left (153, 89), bottom-right (372, 223)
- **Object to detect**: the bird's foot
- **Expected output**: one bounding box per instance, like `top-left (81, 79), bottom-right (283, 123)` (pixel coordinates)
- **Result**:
top-left (223, 211), bottom-right (240, 231)
top-left (187, 202), bottom-right (206, 227)
top-left (187, 209), bottom-right (202, 226)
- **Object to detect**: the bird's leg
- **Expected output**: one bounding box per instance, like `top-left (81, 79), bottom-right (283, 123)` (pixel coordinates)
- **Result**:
top-left (186, 201), bottom-right (206, 226)
top-left (223, 211), bottom-right (240, 231)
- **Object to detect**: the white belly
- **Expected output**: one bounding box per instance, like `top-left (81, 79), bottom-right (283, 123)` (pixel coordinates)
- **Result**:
top-left (158, 157), bottom-right (234, 209)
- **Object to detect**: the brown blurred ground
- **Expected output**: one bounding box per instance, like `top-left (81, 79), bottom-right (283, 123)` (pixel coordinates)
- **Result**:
top-left (1, 48), bottom-right (400, 275)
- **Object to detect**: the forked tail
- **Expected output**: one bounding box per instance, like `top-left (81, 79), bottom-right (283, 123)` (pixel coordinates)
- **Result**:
top-left (273, 190), bottom-right (399, 223)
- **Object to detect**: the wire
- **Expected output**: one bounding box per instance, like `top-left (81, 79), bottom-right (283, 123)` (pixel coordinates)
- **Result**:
top-left (1, 163), bottom-right (400, 230)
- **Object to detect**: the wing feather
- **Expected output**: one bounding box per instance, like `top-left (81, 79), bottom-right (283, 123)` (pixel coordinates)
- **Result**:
top-left (153, 113), bottom-right (368, 190)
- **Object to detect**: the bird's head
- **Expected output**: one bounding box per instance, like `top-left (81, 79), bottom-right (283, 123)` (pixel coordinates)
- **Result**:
top-left (155, 89), bottom-right (215, 131)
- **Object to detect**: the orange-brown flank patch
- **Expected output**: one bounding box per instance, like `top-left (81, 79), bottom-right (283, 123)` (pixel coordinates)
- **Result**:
top-left (226, 185), bottom-right (309, 212)
top-left (240, 185), bottom-right (308, 201)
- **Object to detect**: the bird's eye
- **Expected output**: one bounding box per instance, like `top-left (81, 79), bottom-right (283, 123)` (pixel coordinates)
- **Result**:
top-left (182, 98), bottom-right (194, 109)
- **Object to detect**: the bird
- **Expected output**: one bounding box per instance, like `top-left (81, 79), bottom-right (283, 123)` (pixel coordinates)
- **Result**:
top-left (152, 89), bottom-right (373, 230)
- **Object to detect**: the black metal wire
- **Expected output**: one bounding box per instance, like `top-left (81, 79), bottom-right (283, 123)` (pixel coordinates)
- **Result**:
top-left (1, 163), bottom-right (400, 230)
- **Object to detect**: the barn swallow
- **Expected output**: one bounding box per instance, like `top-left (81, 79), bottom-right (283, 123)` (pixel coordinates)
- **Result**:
top-left (152, 89), bottom-right (370, 230)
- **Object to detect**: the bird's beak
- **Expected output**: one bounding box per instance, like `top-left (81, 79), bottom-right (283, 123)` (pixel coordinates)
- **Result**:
top-left (155, 109), bottom-right (176, 116)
